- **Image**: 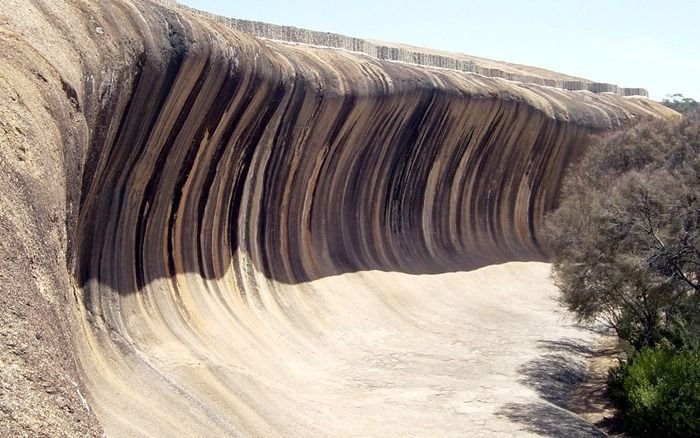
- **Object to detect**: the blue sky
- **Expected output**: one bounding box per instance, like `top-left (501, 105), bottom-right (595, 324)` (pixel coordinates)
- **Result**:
top-left (179, 0), bottom-right (699, 101)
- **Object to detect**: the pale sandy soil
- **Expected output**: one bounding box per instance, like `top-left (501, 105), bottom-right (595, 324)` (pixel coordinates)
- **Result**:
top-left (567, 336), bottom-right (625, 435)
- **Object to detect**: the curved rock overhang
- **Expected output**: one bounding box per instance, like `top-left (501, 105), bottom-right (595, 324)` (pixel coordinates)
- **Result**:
top-left (73, 2), bottom-right (670, 293)
top-left (0, 0), bottom-right (676, 435)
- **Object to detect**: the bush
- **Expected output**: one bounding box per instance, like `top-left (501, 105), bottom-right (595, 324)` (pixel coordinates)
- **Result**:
top-left (548, 111), bottom-right (700, 437)
top-left (608, 347), bottom-right (700, 437)
top-left (545, 113), bottom-right (700, 349)
top-left (663, 93), bottom-right (699, 115)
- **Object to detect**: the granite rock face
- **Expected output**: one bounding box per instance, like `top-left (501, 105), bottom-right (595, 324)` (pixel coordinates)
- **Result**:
top-left (161, 0), bottom-right (649, 97)
top-left (0, 0), bottom-right (675, 436)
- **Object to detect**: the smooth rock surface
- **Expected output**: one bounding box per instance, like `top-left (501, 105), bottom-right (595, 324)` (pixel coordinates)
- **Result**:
top-left (0, 0), bottom-right (675, 436)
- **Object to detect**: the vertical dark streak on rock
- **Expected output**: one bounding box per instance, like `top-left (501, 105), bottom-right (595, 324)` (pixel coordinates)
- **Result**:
top-left (3, 2), bottom-right (676, 436)
top-left (260, 76), bottom-right (306, 282)
top-left (135, 49), bottom-right (195, 289)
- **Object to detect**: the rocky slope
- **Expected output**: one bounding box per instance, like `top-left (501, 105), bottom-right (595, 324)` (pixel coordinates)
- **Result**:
top-left (0, 0), bottom-right (674, 436)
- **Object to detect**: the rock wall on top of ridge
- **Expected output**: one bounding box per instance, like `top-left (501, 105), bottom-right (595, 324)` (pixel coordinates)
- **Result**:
top-left (0, 0), bottom-right (675, 435)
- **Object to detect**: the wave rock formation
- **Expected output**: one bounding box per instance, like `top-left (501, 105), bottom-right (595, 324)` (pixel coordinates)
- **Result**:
top-left (0, 0), bottom-right (674, 436)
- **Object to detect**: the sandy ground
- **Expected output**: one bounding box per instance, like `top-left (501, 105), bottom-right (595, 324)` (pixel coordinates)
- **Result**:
top-left (567, 336), bottom-right (624, 435)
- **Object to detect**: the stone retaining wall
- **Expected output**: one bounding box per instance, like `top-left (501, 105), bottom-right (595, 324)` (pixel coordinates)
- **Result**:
top-left (154, 0), bottom-right (647, 97)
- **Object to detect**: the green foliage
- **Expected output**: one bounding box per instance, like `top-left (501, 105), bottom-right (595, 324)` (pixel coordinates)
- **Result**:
top-left (663, 93), bottom-right (699, 116)
top-left (549, 110), bottom-right (700, 437)
top-left (546, 113), bottom-right (700, 349)
top-left (607, 347), bottom-right (700, 437)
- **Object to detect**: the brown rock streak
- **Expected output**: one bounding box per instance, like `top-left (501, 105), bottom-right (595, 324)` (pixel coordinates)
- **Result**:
top-left (0, 0), bottom-right (676, 436)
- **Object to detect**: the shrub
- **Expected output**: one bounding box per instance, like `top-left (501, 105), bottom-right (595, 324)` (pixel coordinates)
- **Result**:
top-left (607, 347), bottom-right (700, 437)
top-left (549, 111), bottom-right (700, 436)
top-left (662, 93), bottom-right (699, 115)
top-left (545, 113), bottom-right (700, 349)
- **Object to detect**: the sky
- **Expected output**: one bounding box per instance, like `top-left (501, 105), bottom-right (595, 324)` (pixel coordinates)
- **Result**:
top-left (179, 0), bottom-right (699, 101)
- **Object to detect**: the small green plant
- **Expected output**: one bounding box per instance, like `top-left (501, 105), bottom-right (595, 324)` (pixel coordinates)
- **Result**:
top-left (607, 347), bottom-right (700, 437)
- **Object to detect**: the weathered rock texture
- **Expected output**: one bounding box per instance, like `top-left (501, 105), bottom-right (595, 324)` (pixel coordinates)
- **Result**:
top-left (159, 0), bottom-right (649, 97)
top-left (0, 0), bottom-right (675, 436)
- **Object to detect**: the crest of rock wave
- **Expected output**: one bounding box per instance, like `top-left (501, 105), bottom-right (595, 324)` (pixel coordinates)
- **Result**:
top-left (0, 0), bottom-right (675, 436)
